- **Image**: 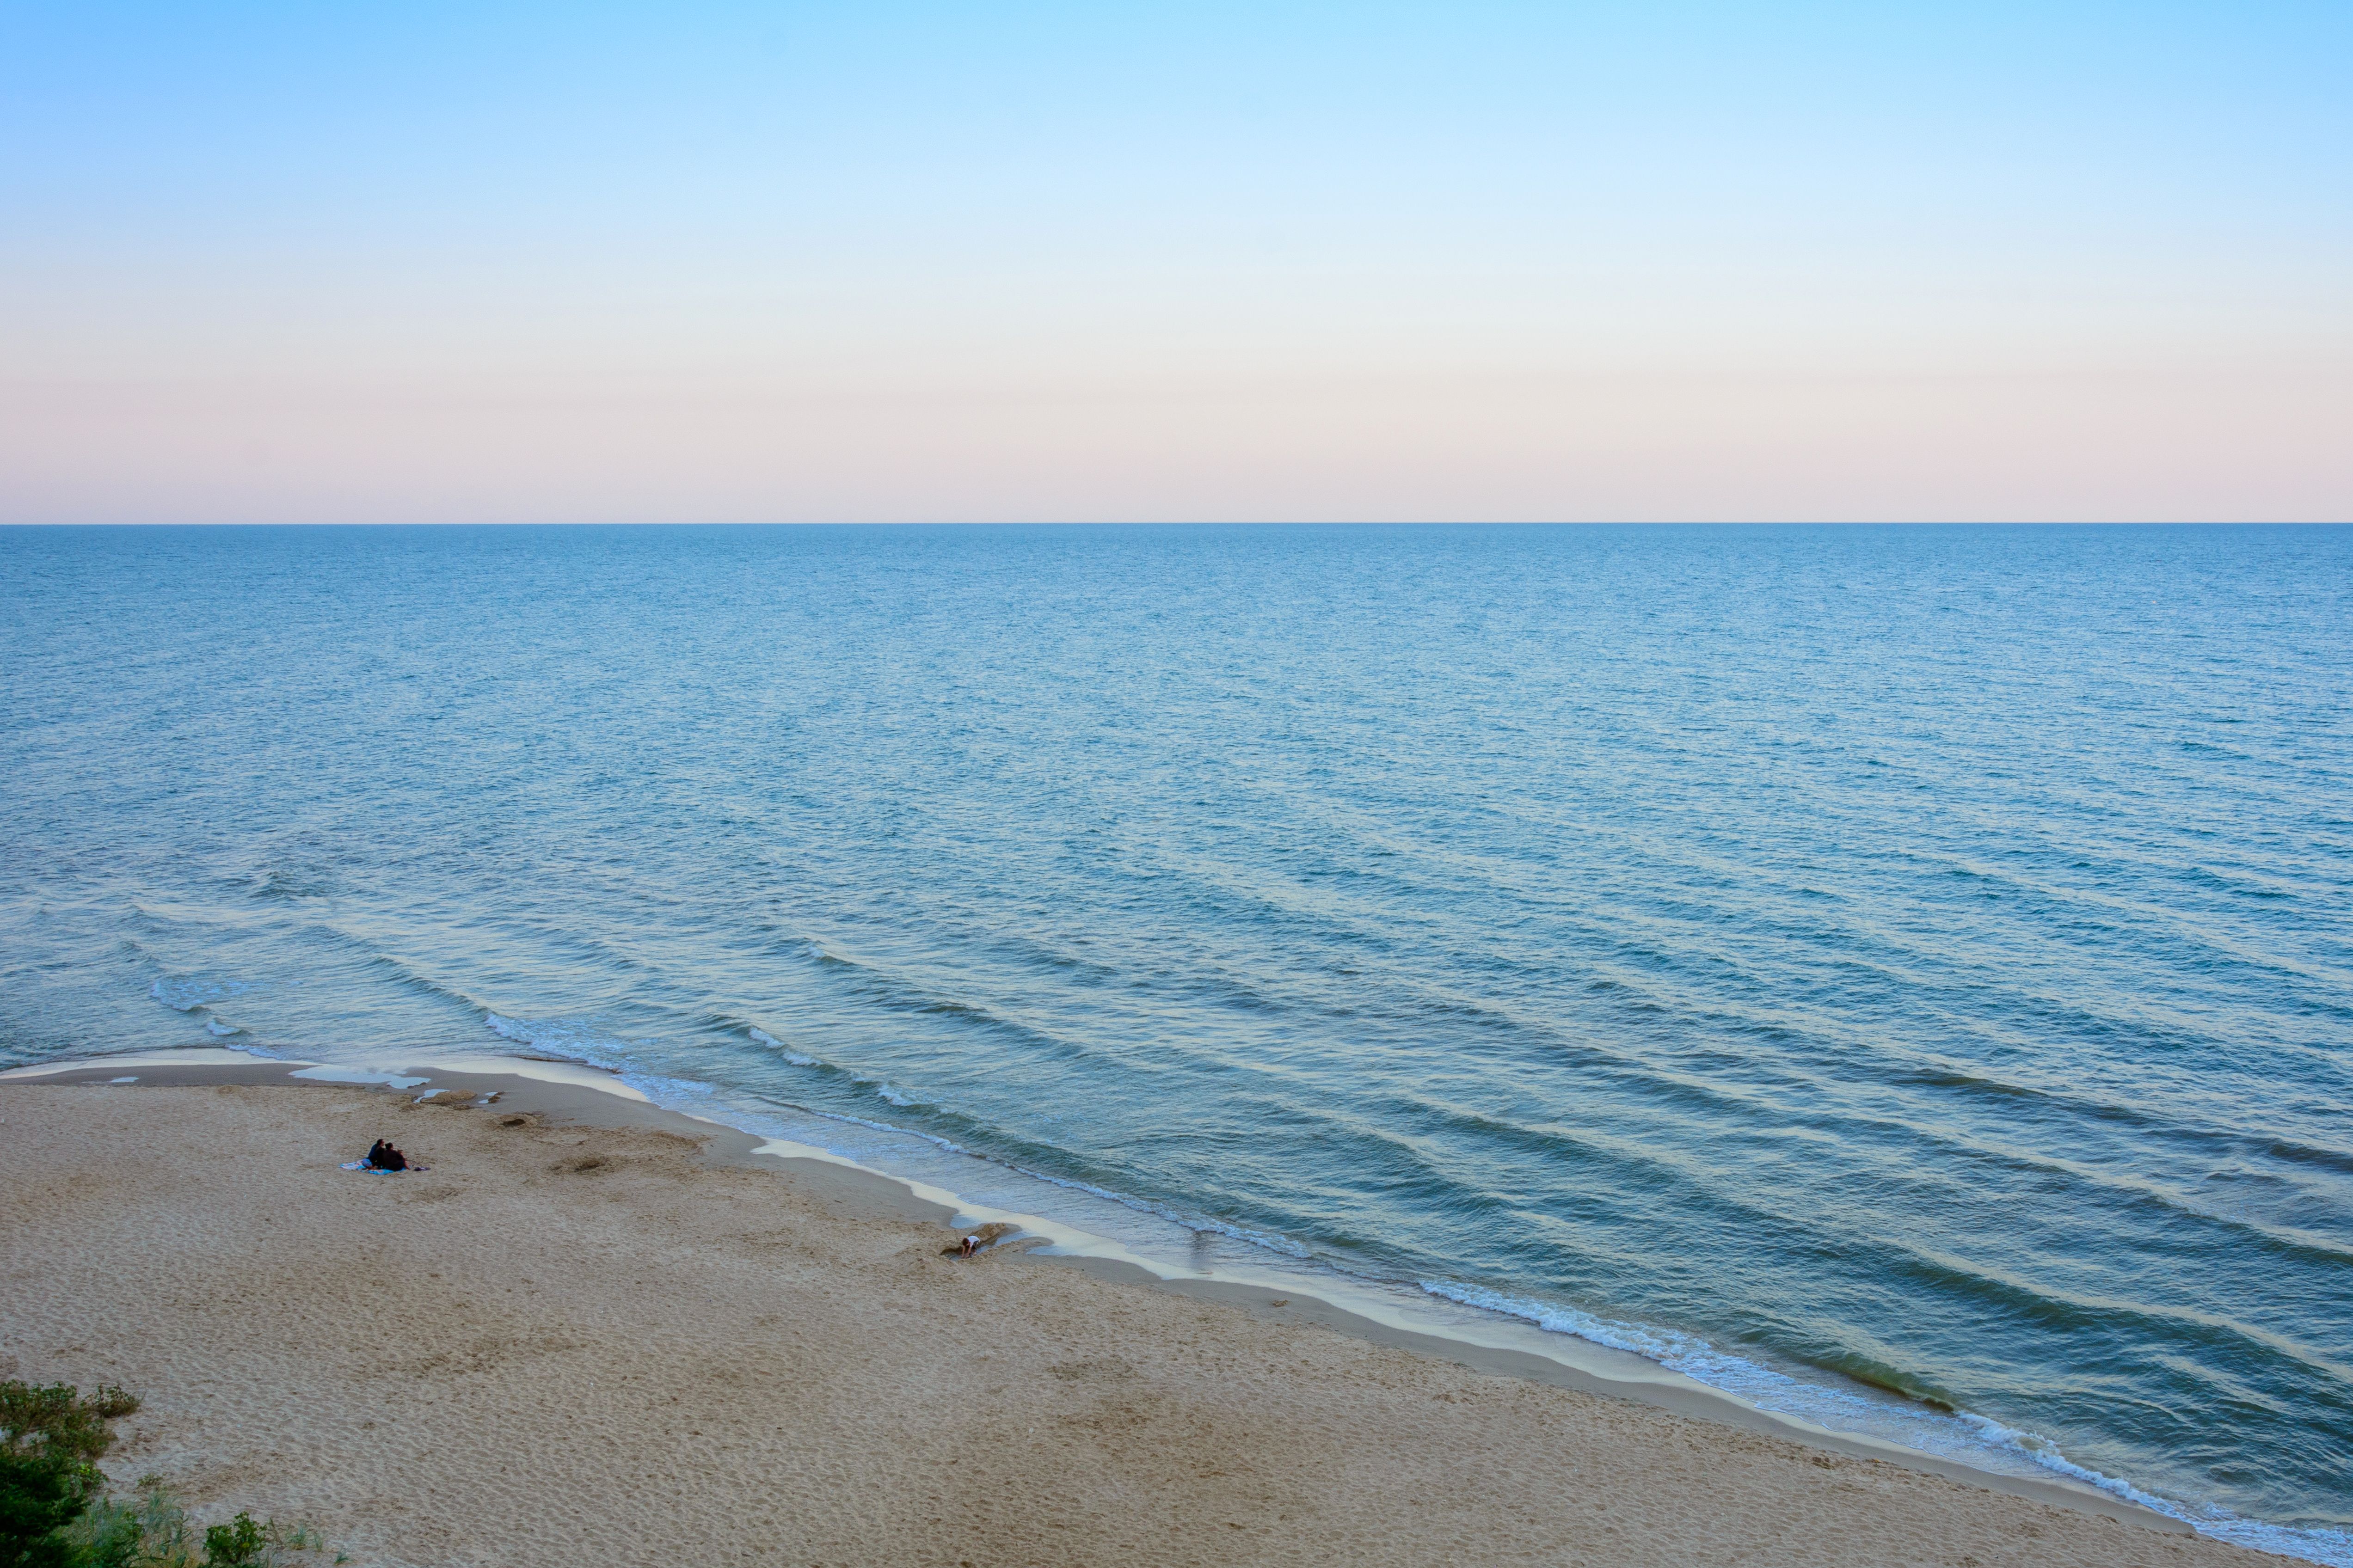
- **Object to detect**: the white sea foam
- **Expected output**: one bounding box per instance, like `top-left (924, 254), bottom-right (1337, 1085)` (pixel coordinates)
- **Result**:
top-left (747, 1028), bottom-right (816, 1066)
top-left (1420, 1281), bottom-right (1715, 1372)
top-left (1418, 1280), bottom-right (2353, 1567)
top-left (1426, 1274), bottom-right (1996, 1441)
top-left (446, 1022), bottom-right (2353, 1567)
top-left (1953, 1414), bottom-right (2353, 1565)
top-left (383, 1050), bottom-right (653, 1102)
top-left (289, 1065), bottom-right (430, 1090)
top-left (100, 1018), bottom-right (2334, 1568)
top-left (725, 1076), bottom-right (1318, 1260)
top-left (484, 1012), bottom-right (641, 1066)
top-left (1000, 1163), bottom-right (1318, 1259)
top-left (623, 1054), bottom-right (2350, 1566)
top-left (0, 1047), bottom-right (300, 1080)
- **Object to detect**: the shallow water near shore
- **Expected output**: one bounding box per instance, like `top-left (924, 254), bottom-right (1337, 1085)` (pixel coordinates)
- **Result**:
top-left (3, 524), bottom-right (2349, 1561)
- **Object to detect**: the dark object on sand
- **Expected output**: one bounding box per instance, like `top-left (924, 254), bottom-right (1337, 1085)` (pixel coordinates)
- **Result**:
top-left (364, 1140), bottom-right (409, 1172)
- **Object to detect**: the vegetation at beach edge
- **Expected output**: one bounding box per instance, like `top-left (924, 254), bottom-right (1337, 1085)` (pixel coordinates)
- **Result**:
top-left (1, 1381), bottom-right (332, 1568)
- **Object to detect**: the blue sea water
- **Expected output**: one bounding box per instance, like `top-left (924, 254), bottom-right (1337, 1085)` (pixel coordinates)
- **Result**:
top-left (3, 523), bottom-right (2349, 1557)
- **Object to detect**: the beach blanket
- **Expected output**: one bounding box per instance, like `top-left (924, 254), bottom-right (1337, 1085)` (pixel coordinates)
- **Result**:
top-left (338, 1161), bottom-right (428, 1174)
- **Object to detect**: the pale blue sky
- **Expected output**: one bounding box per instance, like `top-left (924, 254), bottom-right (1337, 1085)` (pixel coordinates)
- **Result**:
top-left (3, 3), bottom-right (2346, 521)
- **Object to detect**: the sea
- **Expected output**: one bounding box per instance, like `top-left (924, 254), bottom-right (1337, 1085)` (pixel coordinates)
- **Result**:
top-left (3, 523), bottom-right (2347, 1560)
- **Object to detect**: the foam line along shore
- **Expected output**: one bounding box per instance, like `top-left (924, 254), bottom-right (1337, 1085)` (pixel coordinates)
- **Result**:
top-left (10, 1067), bottom-right (2307, 1568)
top-left (7, 1041), bottom-right (2334, 1562)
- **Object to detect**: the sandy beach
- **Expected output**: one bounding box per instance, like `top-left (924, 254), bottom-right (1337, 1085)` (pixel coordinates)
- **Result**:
top-left (0, 1069), bottom-right (2291, 1568)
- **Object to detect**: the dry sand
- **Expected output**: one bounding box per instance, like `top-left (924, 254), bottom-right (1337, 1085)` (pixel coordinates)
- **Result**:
top-left (0, 1075), bottom-right (2293, 1568)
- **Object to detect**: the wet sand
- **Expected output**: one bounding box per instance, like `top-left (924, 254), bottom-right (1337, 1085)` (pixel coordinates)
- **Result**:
top-left (0, 1067), bottom-right (2292, 1567)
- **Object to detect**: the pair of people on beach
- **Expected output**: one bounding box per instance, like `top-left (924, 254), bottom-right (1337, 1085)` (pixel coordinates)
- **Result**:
top-left (364, 1139), bottom-right (409, 1172)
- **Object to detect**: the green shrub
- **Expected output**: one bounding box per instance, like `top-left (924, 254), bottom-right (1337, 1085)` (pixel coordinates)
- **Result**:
top-left (57, 1480), bottom-right (184, 1568)
top-left (4, 1386), bottom-right (319, 1568)
top-left (62, 1481), bottom-right (319, 1568)
top-left (0, 1381), bottom-right (123, 1568)
top-left (198, 1516), bottom-right (260, 1568)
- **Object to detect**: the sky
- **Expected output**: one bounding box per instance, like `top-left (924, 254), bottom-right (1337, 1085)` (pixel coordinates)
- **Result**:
top-left (1, 2), bottom-right (2346, 523)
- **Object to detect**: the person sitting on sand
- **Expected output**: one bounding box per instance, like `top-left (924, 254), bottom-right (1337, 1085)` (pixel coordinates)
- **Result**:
top-left (367, 1140), bottom-right (409, 1172)
top-left (365, 1139), bottom-right (390, 1168)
